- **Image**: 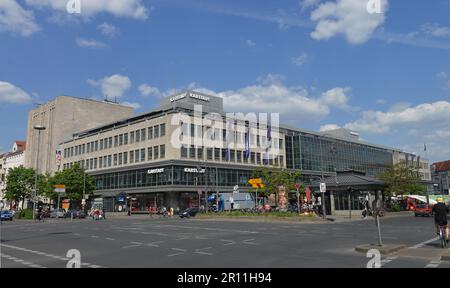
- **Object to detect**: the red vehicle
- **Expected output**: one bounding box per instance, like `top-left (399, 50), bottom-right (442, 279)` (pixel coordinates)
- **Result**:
top-left (414, 204), bottom-right (433, 217)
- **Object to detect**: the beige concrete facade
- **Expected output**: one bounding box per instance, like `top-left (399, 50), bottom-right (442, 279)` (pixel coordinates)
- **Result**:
top-left (392, 151), bottom-right (431, 181)
top-left (25, 96), bottom-right (133, 174)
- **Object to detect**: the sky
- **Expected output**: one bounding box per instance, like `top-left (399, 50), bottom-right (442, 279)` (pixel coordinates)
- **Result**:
top-left (1, 0), bottom-right (450, 163)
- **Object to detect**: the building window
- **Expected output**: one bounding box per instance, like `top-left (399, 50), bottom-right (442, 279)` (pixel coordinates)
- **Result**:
top-left (279, 139), bottom-right (284, 149)
top-left (190, 145), bottom-right (196, 159)
top-left (230, 150), bottom-right (235, 162)
top-left (251, 152), bottom-right (255, 164)
top-left (87, 143), bottom-right (90, 153)
top-left (94, 141), bottom-right (98, 151)
top-left (257, 153), bottom-right (261, 165)
top-left (237, 151), bottom-right (242, 163)
top-left (141, 128), bottom-right (146, 140)
top-left (148, 147), bottom-right (153, 160)
top-left (108, 137), bottom-right (113, 149)
top-left (130, 151), bottom-right (134, 163)
top-left (154, 125), bottom-right (159, 138)
top-left (160, 124), bottom-right (166, 137)
top-left (130, 131), bottom-right (135, 144)
top-left (134, 149), bottom-right (139, 163)
top-left (119, 153), bottom-right (123, 165)
top-left (99, 157), bottom-right (103, 168)
top-left (82, 144), bottom-right (85, 154)
top-left (221, 149), bottom-right (227, 161)
top-left (114, 154), bottom-right (118, 166)
top-left (136, 130), bottom-right (141, 143)
top-left (94, 158), bottom-right (97, 169)
top-left (99, 139), bottom-right (103, 150)
top-left (114, 136), bottom-right (118, 147)
top-left (207, 148), bottom-right (213, 160)
top-left (139, 148), bottom-right (145, 162)
top-left (148, 127), bottom-right (153, 140)
top-left (108, 155), bottom-right (112, 167)
top-left (119, 134), bottom-right (123, 146)
top-left (280, 155), bottom-right (284, 167)
top-left (154, 146), bottom-right (159, 159)
top-left (123, 152), bottom-right (128, 164)
top-left (181, 146), bottom-right (188, 158)
top-left (124, 133), bottom-right (128, 145)
top-left (160, 145), bottom-right (165, 159)
top-left (214, 148), bottom-right (220, 161)
top-left (197, 147), bottom-right (203, 159)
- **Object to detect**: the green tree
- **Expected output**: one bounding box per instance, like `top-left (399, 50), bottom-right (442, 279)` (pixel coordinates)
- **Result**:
top-left (251, 167), bottom-right (302, 198)
top-left (378, 163), bottom-right (426, 197)
top-left (4, 166), bottom-right (36, 210)
top-left (49, 163), bottom-right (95, 201)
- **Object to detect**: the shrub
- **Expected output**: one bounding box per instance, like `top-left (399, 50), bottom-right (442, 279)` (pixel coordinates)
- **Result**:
top-left (16, 209), bottom-right (33, 219)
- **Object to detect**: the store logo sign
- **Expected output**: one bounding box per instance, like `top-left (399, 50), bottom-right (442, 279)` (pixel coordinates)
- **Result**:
top-left (184, 167), bottom-right (205, 173)
top-left (148, 168), bottom-right (165, 174)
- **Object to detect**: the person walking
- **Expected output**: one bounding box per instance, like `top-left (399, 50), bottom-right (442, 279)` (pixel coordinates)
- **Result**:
top-left (229, 195), bottom-right (234, 211)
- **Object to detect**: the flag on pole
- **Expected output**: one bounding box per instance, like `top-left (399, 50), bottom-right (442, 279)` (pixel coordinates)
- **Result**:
top-left (245, 125), bottom-right (250, 159)
top-left (424, 143), bottom-right (427, 152)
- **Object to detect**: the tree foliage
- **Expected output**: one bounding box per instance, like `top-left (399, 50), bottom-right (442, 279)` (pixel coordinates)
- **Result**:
top-left (378, 163), bottom-right (426, 196)
top-left (49, 163), bottom-right (95, 200)
top-left (4, 166), bottom-right (36, 209)
top-left (251, 167), bottom-right (303, 197)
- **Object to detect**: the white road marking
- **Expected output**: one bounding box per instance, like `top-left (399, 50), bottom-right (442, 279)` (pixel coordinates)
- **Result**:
top-left (147, 241), bottom-right (164, 247)
top-left (220, 240), bottom-right (236, 246)
top-left (410, 237), bottom-right (440, 249)
top-left (156, 224), bottom-right (259, 234)
top-left (425, 260), bottom-right (441, 268)
top-left (195, 247), bottom-right (213, 256)
top-left (122, 242), bottom-right (143, 249)
top-left (1, 253), bottom-right (46, 268)
top-left (380, 256), bottom-right (398, 267)
top-left (105, 238), bottom-right (115, 241)
top-left (91, 235), bottom-right (99, 238)
top-left (0, 243), bottom-right (104, 268)
top-left (243, 239), bottom-right (259, 245)
top-left (168, 248), bottom-right (187, 257)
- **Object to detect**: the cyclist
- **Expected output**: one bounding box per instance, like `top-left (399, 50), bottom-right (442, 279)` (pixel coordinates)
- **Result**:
top-left (432, 197), bottom-right (449, 243)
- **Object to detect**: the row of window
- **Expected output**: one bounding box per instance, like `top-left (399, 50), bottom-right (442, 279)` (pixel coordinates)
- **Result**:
top-left (179, 146), bottom-right (284, 167)
top-left (63, 145), bottom-right (166, 171)
top-left (63, 123), bottom-right (166, 158)
top-left (180, 123), bottom-right (284, 149)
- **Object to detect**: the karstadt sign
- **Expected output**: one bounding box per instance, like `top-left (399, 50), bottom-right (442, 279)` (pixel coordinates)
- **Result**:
top-left (170, 92), bottom-right (210, 103)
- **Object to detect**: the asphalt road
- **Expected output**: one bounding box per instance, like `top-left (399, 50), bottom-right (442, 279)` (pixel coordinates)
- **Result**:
top-left (1, 214), bottom-right (449, 268)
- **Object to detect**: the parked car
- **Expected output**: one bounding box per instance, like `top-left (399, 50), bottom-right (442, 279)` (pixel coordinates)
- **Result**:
top-left (0, 210), bottom-right (14, 221)
top-left (414, 204), bottom-right (433, 217)
top-left (50, 208), bottom-right (66, 218)
top-left (179, 207), bottom-right (199, 218)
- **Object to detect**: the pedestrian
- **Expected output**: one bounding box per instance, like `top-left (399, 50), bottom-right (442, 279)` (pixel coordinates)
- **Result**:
top-left (229, 195), bottom-right (234, 211)
top-left (102, 208), bottom-right (106, 220)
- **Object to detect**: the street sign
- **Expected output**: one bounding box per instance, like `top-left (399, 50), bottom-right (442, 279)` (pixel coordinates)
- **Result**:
top-left (54, 184), bottom-right (66, 189)
top-left (320, 182), bottom-right (326, 193)
top-left (248, 178), bottom-right (262, 185)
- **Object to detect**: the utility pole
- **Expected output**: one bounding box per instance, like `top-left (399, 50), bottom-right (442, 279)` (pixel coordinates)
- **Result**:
top-left (33, 125), bottom-right (46, 221)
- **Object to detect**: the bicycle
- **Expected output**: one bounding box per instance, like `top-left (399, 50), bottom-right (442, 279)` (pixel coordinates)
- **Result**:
top-left (438, 224), bottom-right (447, 248)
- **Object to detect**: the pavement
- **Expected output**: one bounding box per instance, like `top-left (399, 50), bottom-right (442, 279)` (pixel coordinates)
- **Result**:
top-left (1, 213), bottom-right (449, 268)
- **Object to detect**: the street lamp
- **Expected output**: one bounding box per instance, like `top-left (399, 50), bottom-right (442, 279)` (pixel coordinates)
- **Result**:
top-left (33, 125), bottom-right (46, 221)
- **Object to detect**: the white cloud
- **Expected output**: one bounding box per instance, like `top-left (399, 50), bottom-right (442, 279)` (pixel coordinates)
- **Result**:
top-left (25, 0), bottom-right (149, 20)
top-left (121, 101), bottom-right (141, 109)
top-left (376, 99), bottom-right (386, 105)
top-left (0, 0), bottom-right (40, 37)
top-left (319, 87), bottom-right (351, 110)
top-left (97, 22), bottom-right (120, 37)
top-left (420, 23), bottom-right (450, 38)
top-left (310, 0), bottom-right (388, 44)
top-left (0, 81), bottom-right (32, 104)
top-left (291, 52), bottom-right (308, 66)
top-left (344, 101), bottom-right (450, 134)
top-left (88, 74), bottom-right (131, 99)
top-left (76, 37), bottom-right (106, 48)
top-left (436, 72), bottom-right (448, 80)
top-left (300, 0), bottom-right (321, 11)
top-left (319, 124), bottom-right (341, 131)
top-left (246, 39), bottom-right (256, 47)
top-left (138, 84), bottom-right (160, 97)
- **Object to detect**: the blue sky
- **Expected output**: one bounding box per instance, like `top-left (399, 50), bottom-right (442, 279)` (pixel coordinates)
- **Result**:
top-left (1, 0), bottom-right (450, 163)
